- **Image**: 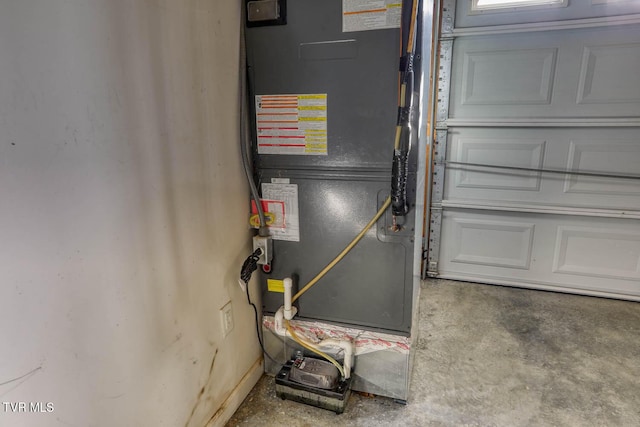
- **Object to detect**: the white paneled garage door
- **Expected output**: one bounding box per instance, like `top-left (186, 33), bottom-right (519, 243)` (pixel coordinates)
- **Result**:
top-left (427, 0), bottom-right (640, 300)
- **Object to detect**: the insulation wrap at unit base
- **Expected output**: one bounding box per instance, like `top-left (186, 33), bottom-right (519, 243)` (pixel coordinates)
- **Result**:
top-left (263, 316), bottom-right (410, 356)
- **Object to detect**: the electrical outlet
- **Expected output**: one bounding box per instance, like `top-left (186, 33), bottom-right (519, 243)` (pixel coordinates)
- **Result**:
top-left (253, 235), bottom-right (273, 265)
top-left (220, 301), bottom-right (234, 337)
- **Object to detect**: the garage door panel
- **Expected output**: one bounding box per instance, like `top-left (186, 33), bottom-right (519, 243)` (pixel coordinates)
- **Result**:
top-left (577, 43), bottom-right (640, 105)
top-left (564, 140), bottom-right (640, 196)
top-left (553, 226), bottom-right (640, 281)
top-left (444, 128), bottom-right (640, 210)
top-left (431, 2), bottom-right (640, 300)
top-left (451, 218), bottom-right (535, 269)
top-left (460, 48), bottom-right (557, 106)
top-left (453, 137), bottom-right (545, 191)
top-left (450, 28), bottom-right (640, 119)
top-left (439, 210), bottom-right (640, 299)
top-left (455, 0), bottom-right (640, 29)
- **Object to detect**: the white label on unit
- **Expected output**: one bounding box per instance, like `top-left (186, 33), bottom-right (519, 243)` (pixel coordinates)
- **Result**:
top-left (271, 178), bottom-right (290, 184)
top-left (255, 94), bottom-right (327, 155)
top-left (261, 183), bottom-right (300, 242)
top-left (342, 0), bottom-right (401, 33)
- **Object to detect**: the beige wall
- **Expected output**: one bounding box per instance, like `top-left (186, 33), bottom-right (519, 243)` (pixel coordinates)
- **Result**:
top-left (0, 1), bottom-right (260, 426)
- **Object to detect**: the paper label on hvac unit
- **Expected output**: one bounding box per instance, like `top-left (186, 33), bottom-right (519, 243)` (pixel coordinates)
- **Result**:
top-left (256, 94), bottom-right (328, 156)
top-left (342, 0), bottom-right (401, 33)
top-left (261, 183), bottom-right (300, 242)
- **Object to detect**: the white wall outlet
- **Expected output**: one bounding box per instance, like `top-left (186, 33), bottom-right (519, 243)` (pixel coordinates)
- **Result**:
top-left (220, 301), bottom-right (234, 337)
top-left (252, 235), bottom-right (273, 265)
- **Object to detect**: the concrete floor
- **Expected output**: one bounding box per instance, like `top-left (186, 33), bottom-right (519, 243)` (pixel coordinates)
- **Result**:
top-left (226, 279), bottom-right (640, 426)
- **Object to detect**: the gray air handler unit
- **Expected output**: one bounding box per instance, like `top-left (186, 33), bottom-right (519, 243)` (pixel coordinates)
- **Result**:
top-left (239, 0), bottom-right (432, 412)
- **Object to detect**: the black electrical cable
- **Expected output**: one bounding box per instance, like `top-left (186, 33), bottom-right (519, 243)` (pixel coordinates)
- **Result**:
top-left (240, 249), bottom-right (279, 365)
top-left (391, 149), bottom-right (410, 216)
top-left (240, 248), bottom-right (261, 285)
top-left (391, 0), bottom-right (419, 217)
top-left (246, 283), bottom-right (280, 366)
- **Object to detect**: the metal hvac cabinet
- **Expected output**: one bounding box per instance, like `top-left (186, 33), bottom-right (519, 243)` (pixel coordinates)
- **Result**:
top-left (244, 0), bottom-right (431, 400)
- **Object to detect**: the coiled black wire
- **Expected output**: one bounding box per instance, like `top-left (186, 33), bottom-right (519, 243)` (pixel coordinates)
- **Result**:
top-left (239, 249), bottom-right (279, 365)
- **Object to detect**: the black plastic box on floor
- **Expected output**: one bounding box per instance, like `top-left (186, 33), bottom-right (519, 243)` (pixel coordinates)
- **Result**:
top-left (275, 359), bottom-right (352, 414)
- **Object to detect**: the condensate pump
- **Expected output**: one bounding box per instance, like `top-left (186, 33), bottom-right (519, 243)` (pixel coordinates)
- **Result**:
top-left (275, 352), bottom-right (352, 414)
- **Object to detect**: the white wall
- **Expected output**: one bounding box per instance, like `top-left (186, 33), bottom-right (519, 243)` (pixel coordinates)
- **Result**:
top-left (0, 1), bottom-right (261, 426)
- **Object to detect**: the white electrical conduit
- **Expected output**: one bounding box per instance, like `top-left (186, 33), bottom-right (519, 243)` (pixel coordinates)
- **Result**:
top-left (283, 277), bottom-right (294, 321)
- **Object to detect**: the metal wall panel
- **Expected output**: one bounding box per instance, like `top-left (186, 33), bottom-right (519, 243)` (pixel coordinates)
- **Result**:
top-left (246, 0), bottom-right (405, 170)
top-left (246, 0), bottom-right (420, 334)
top-left (258, 172), bottom-right (415, 334)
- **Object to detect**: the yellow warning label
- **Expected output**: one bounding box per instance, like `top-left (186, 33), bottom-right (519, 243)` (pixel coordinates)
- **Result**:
top-left (298, 117), bottom-right (327, 122)
top-left (298, 106), bottom-right (327, 111)
top-left (267, 279), bottom-right (285, 293)
top-left (298, 94), bottom-right (327, 100)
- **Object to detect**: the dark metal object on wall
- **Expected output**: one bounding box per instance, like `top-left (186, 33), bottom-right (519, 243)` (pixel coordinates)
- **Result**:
top-left (246, 0), bottom-right (286, 27)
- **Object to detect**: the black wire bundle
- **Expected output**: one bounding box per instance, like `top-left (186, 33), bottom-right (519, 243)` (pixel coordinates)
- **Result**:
top-left (391, 150), bottom-right (410, 216)
top-left (239, 249), bottom-right (279, 365)
top-left (391, 0), bottom-right (419, 217)
top-left (240, 248), bottom-right (262, 285)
